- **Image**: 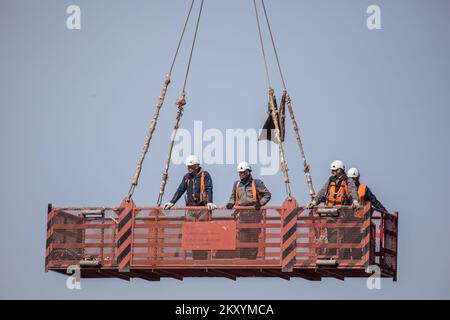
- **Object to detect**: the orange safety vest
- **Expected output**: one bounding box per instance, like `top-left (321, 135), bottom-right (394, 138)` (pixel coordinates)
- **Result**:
top-left (235, 180), bottom-right (259, 205)
top-left (326, 178), bottom-right (351, 206)
top-left (358, 184), bottom-right (367, 204)
top-left (185, 171), bottom-right (207, 204)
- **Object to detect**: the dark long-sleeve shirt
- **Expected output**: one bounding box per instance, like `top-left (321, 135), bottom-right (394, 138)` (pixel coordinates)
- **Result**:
top-left (169, 168), bottom-right (213, 205)
top-left (356, 182), bottom-right (387, 212)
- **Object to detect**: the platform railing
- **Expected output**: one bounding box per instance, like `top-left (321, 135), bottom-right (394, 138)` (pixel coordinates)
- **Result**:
top-left (45, 200), bottom-right (397, 279)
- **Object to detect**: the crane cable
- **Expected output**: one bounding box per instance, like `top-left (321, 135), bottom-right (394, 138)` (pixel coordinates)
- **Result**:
top-left (127, 0), bottom-right (196, 201)
top-left (260, 0), bottom-right (317, 199)
top-left (157, 0), bottom-right (205, 207)
top-left (253, 0), bottom-right (292, 199)
top-left (252, 0), bottom-right (271, 89)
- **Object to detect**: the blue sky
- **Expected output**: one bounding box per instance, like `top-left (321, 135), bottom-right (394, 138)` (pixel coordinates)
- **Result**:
top-left (1, 0), bottom-right (449, 299)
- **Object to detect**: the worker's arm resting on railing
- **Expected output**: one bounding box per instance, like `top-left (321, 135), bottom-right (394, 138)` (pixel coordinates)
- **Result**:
top-left (257, 180), bottom-right (271, 206)
top-left (203, 171), bottom-right (217, 210)
top-left (346, 178), bottom-right (360, 209)
top-left (163, 175), bottom-right (188, 209)
top-left (365, 186), bottom-right (387, 212)
top-left (226, 183), bottom-right (237, 209)
top-left (306, 181), bottom-right (329, 208)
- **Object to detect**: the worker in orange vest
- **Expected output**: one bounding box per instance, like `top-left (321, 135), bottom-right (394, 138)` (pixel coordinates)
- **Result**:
top-left (163, 155), bottom-right (216, 210)
top-left (306, 160), bottom-right (359, 209)
top-left (163, 154), bottom-right (216, 260)
top-left (306, 160), bottom-right (359, 258)
top-left (226, 161), bottom-right (271, 259)
top-left (347, 167), bottom-right (387, 213)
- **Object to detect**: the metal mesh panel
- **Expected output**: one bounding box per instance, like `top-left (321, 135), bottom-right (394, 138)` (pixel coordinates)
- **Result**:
top-left (49, 211), bottom-right (83, 261)
top-left (307, 206), bottom-right (371, 268)
top-left (383, 213), bottom-right (398, 272)
top-left (46, 209), bottom-right (120, 268)
top-left (131, 208), bottom-right (282, 264)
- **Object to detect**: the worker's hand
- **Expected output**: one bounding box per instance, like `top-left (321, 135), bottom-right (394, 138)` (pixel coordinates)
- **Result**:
top-left (352, 200), bottom-right (360, 210)
top-left (225, 203), bottom-right (234, 210)
top-left (207, 203), bottom-right (217, 210)
top-left (306, 200), bottom-right (317, 209)
top-left (254, 202), bottom-right (261, 210)
top-left (163, 202), bottom-right (174, 210)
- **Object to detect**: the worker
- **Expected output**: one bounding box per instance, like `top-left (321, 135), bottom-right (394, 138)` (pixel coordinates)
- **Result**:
top-left (347, 167), bottom-right (387, 213)
top-left (163, 154), bottom-right (216, 260)
top-left (344, 167), bottom-right (388, 260)
top-left (225, 161), bottom-right (271, 259)
top-left (306, 160), bottom-right (359, 209)
top-left (306, 160), bottom-right (359, 258)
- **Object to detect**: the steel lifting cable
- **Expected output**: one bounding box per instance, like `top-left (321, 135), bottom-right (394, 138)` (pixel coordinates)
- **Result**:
top-left (252, 0), bottom-right (271, 88)
top-left (260, 0), bottom-right (286, 90)
top-left (260, 0), bottom-right (317, 199)
top-left (253, 0), bottom-right (292, 199)
top-left (157, 0), bottom-right (205, 207)
top-left (127, 0), bottom-right (196, 200)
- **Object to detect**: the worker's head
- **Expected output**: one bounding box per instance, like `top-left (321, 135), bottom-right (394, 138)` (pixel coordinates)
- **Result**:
top-left (330, 160), bottom-right (345, 178)
top-left (185, 155), bottom-right (200, 174)
top-left (237, 161), bottom-right (252, 180)
top-left (347, 167), bottom-right (360, 183)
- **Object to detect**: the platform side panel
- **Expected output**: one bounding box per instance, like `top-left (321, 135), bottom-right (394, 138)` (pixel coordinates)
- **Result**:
top-left (296, 204), bottom-right (371, 269)
top-left (46, 211), bottom-right (84, 269)
top-left (131, 207), bottom-right (283, 267)
top-left (117, 200), bottom-right (136, 272)
top-left (382, 212), bottom-right (398, 279)
top-left (280, 197), bottom-right (300, 272)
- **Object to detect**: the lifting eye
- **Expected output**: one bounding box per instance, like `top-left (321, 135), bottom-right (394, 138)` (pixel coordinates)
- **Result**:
top-left (316, 259), bottom-right (338, 267)
top-left (79, 260), bottom-right (102, 268)
top-left (81, 209), bottom-right (105, 219)
top-left (316, 207), bottom-right (340, 217)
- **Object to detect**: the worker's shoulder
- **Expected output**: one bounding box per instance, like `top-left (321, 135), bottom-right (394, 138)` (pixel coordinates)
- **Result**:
top-left (201, 170), bottom-right (212, 178)
top-left (253, 178), bottom-right (265, 187)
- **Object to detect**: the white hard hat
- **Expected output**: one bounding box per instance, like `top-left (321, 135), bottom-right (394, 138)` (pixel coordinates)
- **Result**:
top-left (237, 161), bottom-right (252, 172)
top-left (347, 167), bottom-right (360, 178)
top-left (185, 155), bottom-right (200, 166)
top-left (330, 160), bottom-right (345, 171)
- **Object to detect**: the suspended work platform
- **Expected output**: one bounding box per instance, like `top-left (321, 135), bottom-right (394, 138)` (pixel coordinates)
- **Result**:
top-left (45, 198), bottom-right (398, 282)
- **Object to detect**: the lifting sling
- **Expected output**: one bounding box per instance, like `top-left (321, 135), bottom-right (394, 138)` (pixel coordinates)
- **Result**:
top-left (127, 0), bottom-right (196, 201)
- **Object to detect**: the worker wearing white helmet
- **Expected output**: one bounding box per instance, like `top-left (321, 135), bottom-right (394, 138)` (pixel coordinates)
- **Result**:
top-left (306, 160), bottom-right (359, 209)
top-left (225, 161), bottom-right (271, 259)
top-left (163, 155), bottom-right (217, 211)
top-left (163, 155), bottom-right (216, 260)
top-left (347, 167), bottom-right (387, 213)
top-left (226, 161), bottom-right (271, 209)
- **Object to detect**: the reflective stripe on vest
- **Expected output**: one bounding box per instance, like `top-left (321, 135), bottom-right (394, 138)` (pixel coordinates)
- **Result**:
top-left (358, 184), bottom-right (367, 204)
top-left (326, 179), bottom-right (350, 206)
top-left (235, 180), bottom-right (258, 205)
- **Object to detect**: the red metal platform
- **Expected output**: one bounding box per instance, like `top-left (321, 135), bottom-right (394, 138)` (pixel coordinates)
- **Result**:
top-left (45, 197), bottom-right (398, 281)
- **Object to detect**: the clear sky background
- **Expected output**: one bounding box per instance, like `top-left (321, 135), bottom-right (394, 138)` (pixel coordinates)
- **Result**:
top-left (1, 0), bottom-right (449, 299)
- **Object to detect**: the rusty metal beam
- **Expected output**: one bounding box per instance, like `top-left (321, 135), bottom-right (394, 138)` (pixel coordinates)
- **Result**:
top-left (153, 269), bottom-right (183, 281)
top-left (261, 269), bottom-right (290, 280)
top-left (207, 269), bottom-right (237, 281)
top-left (100, 269), bottom-right (130, 281)
top-left (292, 269), bottom-right (322, 281)
top-left (129, 270), bottom-right (160, 282)
top-left (315, 268), bottom-right (344, 281)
